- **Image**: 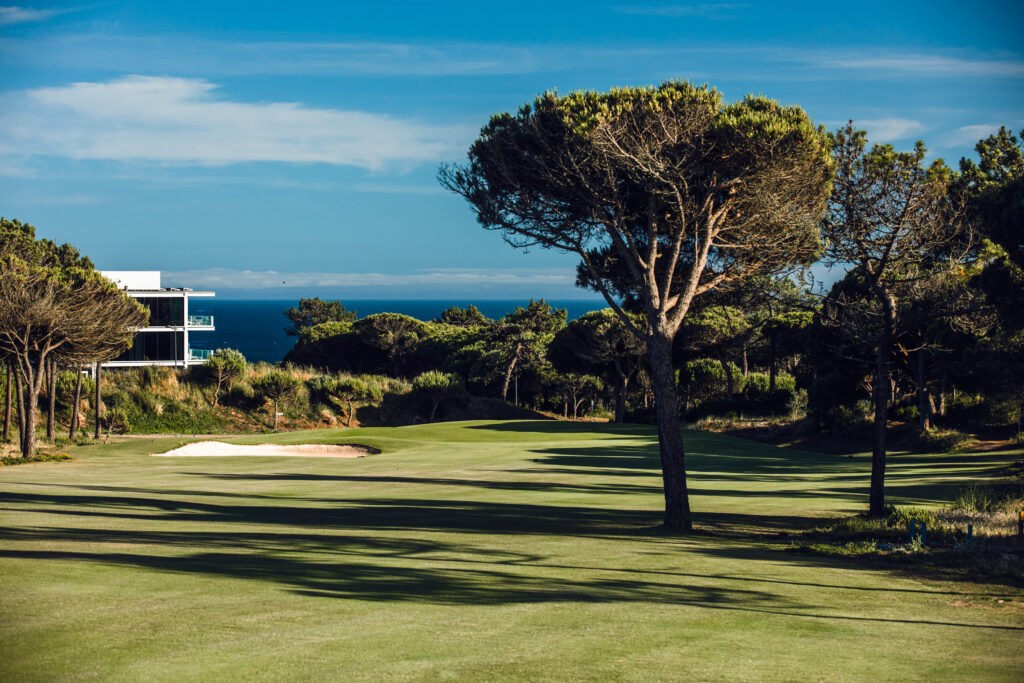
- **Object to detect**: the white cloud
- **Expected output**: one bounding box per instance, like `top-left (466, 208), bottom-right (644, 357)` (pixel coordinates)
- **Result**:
top-left (23, 192), bottom-right (97, 204)
top-left (857, 118), bottom-right (925, 142)
top-left (939, 124), bottom-right (1005, 148)
top-left (612, 4), bottom-right (748, 18)
top-left (162, 268), bottom-right (576, 290)
top-left (823, 53), bottom-right (1024, 78)
top-left (0, 4), bottom-right (86, 25)
top-left (5, 33), bottom-right (1022, 82)
top-left (0, 76), bottom-right (473, 169)
top-left (351, 182), bottom-right (447, 196)
top-left (0, 5), bottom-right (57, 25)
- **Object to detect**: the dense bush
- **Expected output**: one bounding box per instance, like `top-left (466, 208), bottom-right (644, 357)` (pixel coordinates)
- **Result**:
top-left (807, 374), bottom-right (868, 430)
top-left (412, 370), bottom-right (466, 421)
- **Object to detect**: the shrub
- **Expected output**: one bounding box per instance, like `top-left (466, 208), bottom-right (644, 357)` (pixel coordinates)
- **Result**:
top-left (2, 452), bottom-right (71, 466)
top-left (412, 370), bottom-right (465, 421)
top-left (204, 348), bottom-right (247, 407)
top-left (890, 403), bottom-right (919, 422)
top-left (680, 359), bottom-right (733, 404)
top-left (950, 485), bottom-right (1012, 514)
top-left (140, 365), bottom-right (173, 389)
top-left (55, 371), bottom-right (95, 408)
top-left (808, 374), bottom-right (867, 431)
top-left (252, 370), bottom-right (301, 430)
top-left (104, 407), bottom-right (131, 435)
top-left (787, 388), bottom-right (808, 419)
top-left (917, 428), bottom-right (976, 453)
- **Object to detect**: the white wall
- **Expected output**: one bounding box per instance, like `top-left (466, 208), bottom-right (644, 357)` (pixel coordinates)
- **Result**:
top-left (101, 271), bottom-right (161, 290)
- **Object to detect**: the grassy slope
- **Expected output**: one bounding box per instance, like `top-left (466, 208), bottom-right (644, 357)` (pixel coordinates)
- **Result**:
top-left (1, 421), bottom-right (1021, 681)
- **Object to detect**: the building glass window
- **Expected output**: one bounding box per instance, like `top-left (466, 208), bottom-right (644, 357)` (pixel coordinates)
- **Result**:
top-left (136, 297), bottom-right (184, 326)
top-left (113, 331), bottom-right (185, 362)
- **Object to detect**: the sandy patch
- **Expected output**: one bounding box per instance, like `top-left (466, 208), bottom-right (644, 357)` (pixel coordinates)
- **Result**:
top-left (153, 441), bottom-right (374, 458)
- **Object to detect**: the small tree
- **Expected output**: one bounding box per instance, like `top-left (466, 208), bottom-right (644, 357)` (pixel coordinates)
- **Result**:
top-left (820, 123), bottom-right (970, 516)
top-left (682, 306), bottom-right (752, 401)
top-left (493, 300), bottom-right (566, 402)
top-left (252, 370), bottom-right (300, 431)
top-left (357, 313), bottom-right (427, 377)
top-left (204, 348), bottom-right (247, 407)
top-left (331, 377), bottom-right (382, 427)
top-left (437, 304), bottom-right (490, 328)
top-left (412, 370), bottom-right (463, 421)
top-left (548, 309), bottom-right (645, 422)
top-left (283, 297), bottom-right (356, 336)
top-left (555, 372), bottom-right (603, 420)
top-left (56, 370), bottom-right (94, 438)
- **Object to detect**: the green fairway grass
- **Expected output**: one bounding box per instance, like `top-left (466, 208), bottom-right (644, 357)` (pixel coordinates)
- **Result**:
top-left (1, 420), bottom-right (1022, 680)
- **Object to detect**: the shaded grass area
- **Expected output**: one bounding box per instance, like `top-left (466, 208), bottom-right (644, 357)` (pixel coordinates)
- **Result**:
top-left (1, 420), bottom-right (1023, 680)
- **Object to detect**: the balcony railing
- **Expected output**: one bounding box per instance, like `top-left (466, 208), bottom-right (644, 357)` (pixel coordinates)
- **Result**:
top-left (188, 314), bottom-right (214, 327)
top-left (188, 348), bottom-right (213, 362)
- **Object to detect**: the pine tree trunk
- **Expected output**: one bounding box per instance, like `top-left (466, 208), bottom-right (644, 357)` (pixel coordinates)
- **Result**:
top-left (501, 343), bottom-right (521, 401)
top-left (768, 332), bottom-right (777, 393)
top-left (614, 374), bottom-right (629, 423)
top-left (14, 367), bottom-right (27, 455)
top-left (23, 377), bottom-right (39, 458)
top-left (69, 368), bottom-right (83, 438)
top-left (915, 351), bottom-right (931, 433)
top-left (937, 376), bottom-right (947, 416)
top-left (720, 358), bottom-right (734, 400)
top-left (869, 292), bottom-right (897, 517)
top-left (46, 357), bottom-right (57, 441)
top-left (3, 363), bottom-right (12, 442)
top-left (648, 333), bottom-right (692, 531)
top-left (15, 352), bottom-right (46, 459)
top-left (272, 399), bottom-right (280, 431)
top-left (94, 363), bottom-right (103, 439)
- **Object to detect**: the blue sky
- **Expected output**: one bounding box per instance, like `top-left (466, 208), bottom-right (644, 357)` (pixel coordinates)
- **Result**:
top-left (2, 1), bottom-right (1022, 299)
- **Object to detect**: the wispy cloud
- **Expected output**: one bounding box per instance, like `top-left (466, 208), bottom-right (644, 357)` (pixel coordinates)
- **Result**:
top-left (352, 182), bottom-right (447, 196)
top-left (938, 123), bottom-right (1024, 149)
top-left (823, 53), bottom-right (1024, 78)
top-left (0, 76), bottom-right (473, 169)
top-left (21, 192), bottom-right (98, 204)
top-left (857, 118), bottom-right (925, 142)
top-left (162, 268), bottom-right (576, 290)
top-left (612, 4), bottom-right (748, 18)
top-left (4, 33), bottom-right (1022, 81)
top-left (0, 4), bottom-right (84, 26)
top-left (0, 5), bottom-right (57, 25)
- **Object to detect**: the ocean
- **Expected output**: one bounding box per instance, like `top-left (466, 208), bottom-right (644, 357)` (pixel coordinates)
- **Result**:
top-left (191, 299), bottom-right (608, 363)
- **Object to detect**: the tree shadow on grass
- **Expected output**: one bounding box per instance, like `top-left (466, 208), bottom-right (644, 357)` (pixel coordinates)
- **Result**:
top-left (194, 473), bottom-right (664, 496)
top-left (2, 526), bottom-right (1018, 629)
top-left (466, 420), bottom-right (656, 438)
top-left (4, 480), bottom-right (1022, 626)
top-left (0, 490), bottom-right (654, 536)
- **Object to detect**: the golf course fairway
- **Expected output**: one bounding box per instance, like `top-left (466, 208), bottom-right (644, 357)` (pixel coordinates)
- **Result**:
top-left (1, 420), bottom-right (1021, 680)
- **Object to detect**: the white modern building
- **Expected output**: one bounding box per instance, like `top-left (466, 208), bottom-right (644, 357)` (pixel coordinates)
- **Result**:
top-left (100, 271), bottom-right (215, 368)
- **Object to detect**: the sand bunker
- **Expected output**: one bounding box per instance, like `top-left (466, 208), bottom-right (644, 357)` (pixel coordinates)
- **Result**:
top-left (153, 441), bottom-right (375, 458)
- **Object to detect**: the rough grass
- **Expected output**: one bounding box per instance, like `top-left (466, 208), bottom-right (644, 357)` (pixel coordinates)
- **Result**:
top-left (0, 452), bottom-right (71, 466)
top-left (1, 421), bottom-right (1023, 681)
